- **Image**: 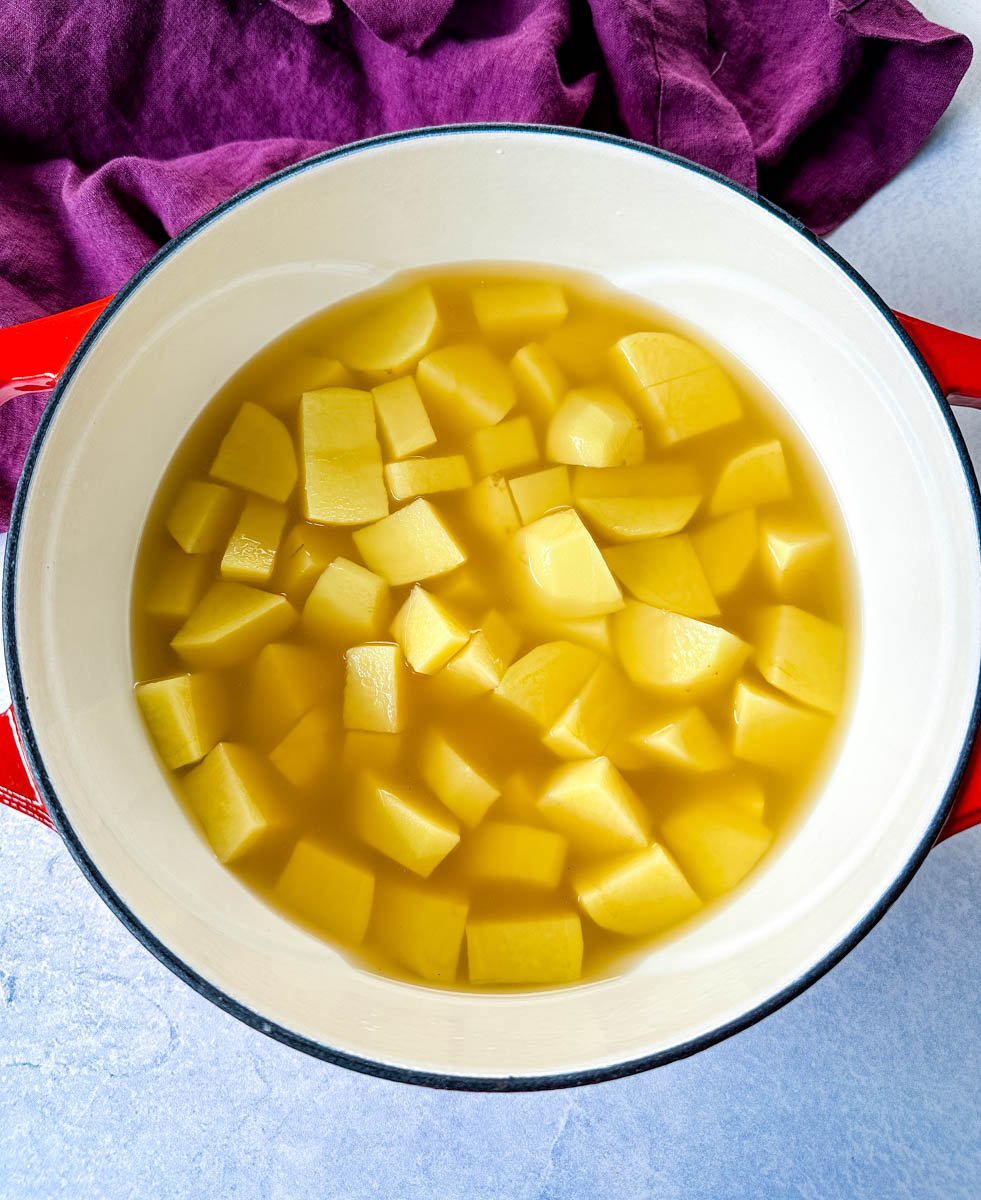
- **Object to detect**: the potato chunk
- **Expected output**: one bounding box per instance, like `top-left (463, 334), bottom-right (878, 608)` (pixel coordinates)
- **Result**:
top-left (710, 440), bottom-right (790, 515)
top-left (468, 415), bottom-right (539, 478)
top-left (372, 876), bottom-right (468, 982)
top-left (759, 515), bottom-right (833, 598)
top-left (543, 661), bottom-right (632, 760)
top-left (546, 387), bottom-right (644, 467)
top-left (274, 522), bottom-right (350, 605)
top-left (354, 774), bottom-right (460, 877)
top-left (660, 798), bottom-right (773, 898)
top-left (538, 757), bottom-right (651, 855)
top-left (732, 679), bottom-right (831, 772)
top-left (384, 455), bottom-right (471, 502)
top-left (604, 534), bottom-right (719, 618)
top-left (575, 843), bottom-right (701, 936)
top-left (172, 583), bottom-right (297, 668)
top-left (613, 602), bottom-right (749, 696)
top-left (144, 549), bottom-right (210, 620)
top-left (578, 494), bottom-right (700, 542)
top-left (416, 343), bottom-right (516, 432)
top-left (495, 640), bottom-right (599, 729)
top-left (508, 466), bottom-right (571, 525)
top-left (210, 402), bottom-right (298, 502)
top-left (510, 342), bottom-right (567, 420)
top-left (275, 838), bottom-right (374, 944)
top-left (464, 821), bottom-right (567, 889)
top-left (247, 641), bottom-right (333, 743)
top-left (628, 707), bottom-right (730, 773)
top-left (353, 499), bottom-right (466, 585)
top-left (300, 387), bottom-right (388, 525)
top-left (691, 509), bottom-right (757, 597)
top-left (571, 461), bottom-right (702, 501)
top-left (303, 557), bottom-right (391, 644)
top-left (269, 705), bottom-right (335, 791)
top-left (471, 280), bottom-right (568, 337)
top-left (441, 610), bottom-right (522, 697)
top-left (183, 743), bottom-right (283, 863)
top-left (755, 605), bottom-right (845, 714)
top-left (391, 586), bottom-right (470, 674)
top-left (165, 480), bottom-right (239, 554)
top-left (135, 672), bottom-right (226, 769)
top-left (220, 496), bottom-right (288, 585)
top-left (343, 643), bottom-right (407, 733)
top-left (333, 284), bottom-right (440, 373)
top-left (420, 730), bottom-right (499, 827)
top-left (372, 375), bottom-right (437, 459)
top-left (462, 474), bottom-right (521, 540)
top-left (467, 911), bottom-right (583, 985)
top-left (515, 509), bottom-right (623, 618)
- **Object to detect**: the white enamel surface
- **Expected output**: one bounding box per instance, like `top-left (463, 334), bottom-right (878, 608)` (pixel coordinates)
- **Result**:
top-left (8, 129), bottom-right (980, 1081)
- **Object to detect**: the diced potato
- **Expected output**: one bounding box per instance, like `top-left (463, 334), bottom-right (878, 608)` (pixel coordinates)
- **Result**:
top-left (135, 672), bottom-right (226, 769)
top-left (247, 641), bottom-right (333, 744)
top-left (165, 480), bottom-right (239, 554)
top-left (467, 911), bottom-right (583, 985)
top-left (610, 332), bottom-right (742, 445)
top-left (496, 770), bottom-right (542, 821)
top-left (392, 586), bottom-right (470, 674)
top-left (172, 583), bottom-right (297, 668)
top-left (341, 731), bottom-right (403, 774)
top-left (441, 610), bottom-right (522, 697)
top-left (572, 463), bottom-right (703, 507)
top-left (416, 343), bottom-right (516, 432)
top-left (468, 416), bottom-right (538, 478)
top-left (303, 557), bottom-right (390, 644)
top-left (755, 605), bottom-right (845, 714)
top-left (462, 474), bottom-right (521, 540)
top-left (710, 440), bottom-right (790, 516)
top-left (574, 843), bottom-right (702, 936)
top-left (604, 534), bottom-right (719, 618)
top-left (429, 566), bottom-right (487, 615)
top-left (471, 280), bottom-right (568, 337)
top-left (515, 509), bottom-right (623, 618)
top-left (759, 515), bottom-right (833, 598)
top-left (372, 375), bottom-right (437, 458)
top-left (553, 616), bottom-right (612, 654)
top-left (691, 509), bottom-right (757, 596)
top-left (220, 496), bottom-right (288, 585)
top-left (628, 707), bottom-right (730, 773)
top-left (269, 705), bottom-right (335, 791)
top-left (543, 661), bottom-right (632, 760)
top-left (546, 387), bottom-right (644, 468)
top-left (732, 678), bottom-right (831, 772)
top-left (353, 499), bottom-right (466, 585)
top-left (495, 640), bottom-right (599, 729)
top-left (510, 343), bottom-right (567, 420)
top-left (463, 821), bottom-right (567, 889)
top-left (372, 876), bottom-right (468, 982)
top-left (578, 494), bottom-right (701, 542)
top-left (275, 522), bottom-right (350, 605)
top-left (384, 455), bottom-right (472, 502)
top-left (300, 387), bottom-right (388, 525)
top-left (210, 402), bottom-right (298, 502)
top-left (660, 797), bottom-right (773, 898)
top-left (332, 284), bottom-right (440, 373)
top-left (144, 549), bottom-right (210, 620)
top-left (183, 743), bottom-right (283, 863)
top-left (354, 773), bottom-right (460, 877)
top-left (537, 757), bottom-right (651, 855)
top-left (420, 730), bottom-right (499, 827)
top-left (508, 466), bottom-right (571, 525)
top-left (275, 837), bottom-right (374, 944)
top-left (343, 643), bottom-right (407, 733)
top-left (544, 315), bottom-right (623, 380)
top-left (613, 602), bottom-right (750, 696)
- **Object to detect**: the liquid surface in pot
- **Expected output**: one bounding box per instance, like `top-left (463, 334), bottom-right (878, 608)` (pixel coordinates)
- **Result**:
top-left (132, 265), bottom-right (854, 990)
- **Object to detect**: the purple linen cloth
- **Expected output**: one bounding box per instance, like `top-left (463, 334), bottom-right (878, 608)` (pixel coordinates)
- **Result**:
top-left (0, 0), bottom-right (971, 528)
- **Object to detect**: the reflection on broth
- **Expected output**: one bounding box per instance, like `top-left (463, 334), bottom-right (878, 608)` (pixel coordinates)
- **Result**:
top-left (132, 266), bottom-right (853, 990)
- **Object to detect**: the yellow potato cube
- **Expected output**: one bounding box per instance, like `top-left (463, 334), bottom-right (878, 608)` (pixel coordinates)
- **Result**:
top-left (468, 415), bottom-right (539, 478)
top-left (429, 565), bottom-right (487, 615)
top-left (755, 605), bottom-right (845, 714)
top-left (247, 641), bottom-right (333, 744)
top-left (628, 707), bottom-right (730, 773)
top-left (578, 494), bottom-right (701, 542)
top-left (274, 837), bottom-right (374, 944)
top-left (732, 678), bottom-right (831, 772)
top-left (220, 496), bottom-right (288, 585)
top-left (372, 375), bottom-right (437, 458)
top-left (353, 498), bottom-right (467, 585)
top-left (467, 911), bottom-right (583, 985)
top-left (420, 730), bottom-right (499, 827)
top-left (384, 455), bottom-right (472, 501)
top-left (543, 661), bottom-right (632, 760)
top-left (274, 522), bottom-right (351, 605)
top-left (372, 876), bottom-right (468, 982)
top-left (462, 474), bottom-right (521, 540)
top-left (341, 730), bottom-right (402, 774)
top-left (165, 480), bottom-right (239, 554)
top-left (183, 743), bottom-right (283, 863)
top-left (515, 508), bottom-right (623, 618)
top-left (759, 514), bottom-right (833, 598)
top-left (710, 439), bottom-right (791, 516)
top-left (553, 616), bottom-right (612, 654)
top-left (135, 672), bottom-right (226, 769)
top-left (392, 586), bottom-right (470, 674)
top-left (471, 280), bottom-right (568, 337)
top-left (544, 314), bottom-right (622, 380)
top-left (691, 509), bottom-right (757, 597)
top-left (546, 387), bottom-right (644, 468)
top-left (172, 583), bottom-right (297, 668)
top-left (300, 387), bottom-right (388, 525)
top-left (574, 843), bottom-right (702, 936)
top-left (508, 466), bottom-right (571, 525)
top-left (343, 643), bottom-right (407, 733)
top-left (354, 774), bottom-right (460, 877)
top-left (604, 534), bottom-right (719, 618)
top-left (303, 556), bottom-right (391, 644)
top-left (269, 705), bottom-right (335, 791)
top-left (416, 343), bottom-right (516, 432)
top-left (495, 640), bottom-right (599, 729)
top-left (510, 342), bottom-right (567, 420)
top-left (441, 610), bottom-right (522, 697)
top-left (210, 402), bottom-right (298, 502)
top-left (660, 797), bottom-right (773, 898)
top-left (143, 549), bottom-right (210, 620)
top-left (537, 757), bottom-right (651, 855)
top-left (333, 284), bottom-right (440, 373)
top-left (463, 821), bottom-right (567, 889)
top-left (571, 461), bottom-right (702, 501)
top-left (613, 602), bottom-right (750, 696)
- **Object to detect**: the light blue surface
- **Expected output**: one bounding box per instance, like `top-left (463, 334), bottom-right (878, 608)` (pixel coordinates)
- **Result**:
top-left (2, 1), bottom-right (981, 1194)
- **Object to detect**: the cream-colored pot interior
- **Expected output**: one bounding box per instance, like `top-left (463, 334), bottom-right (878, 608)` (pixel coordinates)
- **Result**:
top-left (8, 128), bottom-right (980, 1086)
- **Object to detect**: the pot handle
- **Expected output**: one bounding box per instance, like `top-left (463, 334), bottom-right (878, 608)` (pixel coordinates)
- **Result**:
top-left (1, 302), bottom-right (980, 840)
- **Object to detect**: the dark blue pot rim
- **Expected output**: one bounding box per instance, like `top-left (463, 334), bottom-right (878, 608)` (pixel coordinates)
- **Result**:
top-left (5, 124), bottom-right (980, 1093)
